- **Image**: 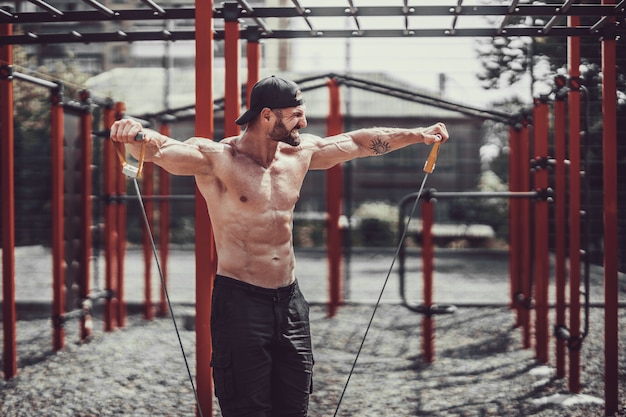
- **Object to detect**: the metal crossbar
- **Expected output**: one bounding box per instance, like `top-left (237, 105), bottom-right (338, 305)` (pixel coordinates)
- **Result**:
top-left (1, 1), bottom-right (625, 45)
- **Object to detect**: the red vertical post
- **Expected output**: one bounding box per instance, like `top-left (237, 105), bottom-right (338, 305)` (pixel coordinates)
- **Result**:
top-left (553, 91), bottom-right (567, 379)
top-left (532, 99), bottom-right (550, 364)
top-left (600, 4), bottom-right (619, 413)
top-left (421, 199), bottom-right (435, 363)
top-left (51, 85), bottom-right (66, 350)
top-left (224, 2), bottom-right (241, 139)
top-left (1, 24), bottom-right (18, 379)
top-left (102, 103), bottom-right (118, 332)
top-left (79, 97), bottom-right (93, 341)
top-left (195, 0), bottom-right (216, 415)
top-left (519, 120), bottom-right (532, 349)
top-left (326, 78), bottom-right (344, 317)
top-left (508, 126), bottom-right (521, 322)
top-left (142, 163), bottom-right (155, 320)
top-left (158, 123), bottom-right (172, 317)
top-left (114, 102), bottom-right (128, 328)
top-left (567, 15), bottom-right (582, 393)
top-left (245, 28), bottom-right (261, 106)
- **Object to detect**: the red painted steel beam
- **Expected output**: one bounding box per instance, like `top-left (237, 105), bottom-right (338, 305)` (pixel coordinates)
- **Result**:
top-left (567, 15), bottom-right (582, 393)
top-left (508, 126), bottom-right (521, 324)
top-left (519, 121), bottom-right (532, 349)
top-left (325, 78), bottom-right (344, 318)
top-left (51, 85), bottom-right (65, 350)
top-left (195, 0), bottom-right (216, 415)
top-left (142, 162), bottom-right (155, 320)
top-left (102, 103), bottom-right (118, 332)
top-left (1, 21), bottom-right (17, 380)
top-left (114, 102), bottom-right (128, 328)
top-left (601, 2), bottom-right (619, 413)
top-left (245, 35), bottom-right (260, 107)
top-left (79, 102), bottom-right (93, 341)
top-left (157, 123), bottom-right (171, 317)
top-left (553, 93), bottom-right (567, 379)
top-left (532, 99), bottom-right (550, 364)
top-left (421, 199), bottom-right (435, 363)
top-left (223, 2), bottom-right (241, 139)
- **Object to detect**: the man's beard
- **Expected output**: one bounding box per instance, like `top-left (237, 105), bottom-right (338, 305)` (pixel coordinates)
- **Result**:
top-left (270, 118), bottom-right (301, 147)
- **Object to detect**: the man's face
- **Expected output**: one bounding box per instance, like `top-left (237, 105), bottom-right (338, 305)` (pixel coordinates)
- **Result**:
top-left (269, 106), bottom-right (307, 147)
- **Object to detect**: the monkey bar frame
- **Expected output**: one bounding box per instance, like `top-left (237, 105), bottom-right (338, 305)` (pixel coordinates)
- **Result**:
top-left (1, 1), bottom-right (622, 415)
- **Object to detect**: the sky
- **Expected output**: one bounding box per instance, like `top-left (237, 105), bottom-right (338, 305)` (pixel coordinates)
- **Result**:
top-left (288, 1), bottom-right (532, 108)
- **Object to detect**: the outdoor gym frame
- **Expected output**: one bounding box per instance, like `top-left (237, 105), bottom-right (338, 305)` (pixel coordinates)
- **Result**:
top-left (1, 1), bottom-right (624, 416)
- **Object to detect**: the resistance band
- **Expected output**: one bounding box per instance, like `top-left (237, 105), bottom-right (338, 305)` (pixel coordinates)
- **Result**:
top-left (116, 132), bottom-right (204, 417)
top-left (333, 136), bottom-right (442, 416)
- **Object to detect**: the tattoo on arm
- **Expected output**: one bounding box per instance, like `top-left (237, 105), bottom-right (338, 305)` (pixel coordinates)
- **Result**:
top-left (369, 137), bottom-right (391, 155)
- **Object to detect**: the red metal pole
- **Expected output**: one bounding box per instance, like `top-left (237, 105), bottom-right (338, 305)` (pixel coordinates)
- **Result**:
top-left (553, 93), bottom-right (567, 379)
top-left (224, 2), bottom-right (241, 139)
top-left (532, 99), bottom-right (550, 364)
top-left (1, 23), bottom-right (18, 379)
top-left (245, 32), bottom-right (261, 107)
top-left (50, 85), bottom-right (66, 350)
top-left (567, 15), bottom-right (582, 392)
top-left (508, 126), bottom-right (521, 324)
top-left (326, 78), bottom-right (344, 317)
top-left (114, 102), bottom-right (128, 328)
top-left (158, 123), bottom-right (172, 317)
top-left (519, 120), bottom-right (532, 349)
top-left (195, 0), bottom-right (216, 415)
top-left (142, 162), bottom-right (155, 320)
top-left (79, 99), bottom-right (93, 341)
top-left (102, 103), bottom-right (118, 332)
top-left (600, 4), bottom-right (619, 412)
top-left (421, 199), bottom-right (435, 363)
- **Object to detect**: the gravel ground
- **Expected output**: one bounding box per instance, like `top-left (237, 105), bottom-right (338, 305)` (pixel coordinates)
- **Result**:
top-left (1, 304), bottom-right (625, 417)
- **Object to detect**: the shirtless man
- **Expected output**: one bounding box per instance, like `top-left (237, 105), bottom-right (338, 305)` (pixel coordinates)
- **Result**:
top-left (110, 75), bottom-right (448, 417)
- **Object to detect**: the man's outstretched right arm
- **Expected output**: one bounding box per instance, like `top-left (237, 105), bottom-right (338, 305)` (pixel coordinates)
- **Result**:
top-left (109, 119), bottom-right (219, 176)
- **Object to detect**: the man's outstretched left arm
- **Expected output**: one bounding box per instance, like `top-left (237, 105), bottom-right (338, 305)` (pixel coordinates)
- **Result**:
top-left (308, 122), bottom-right (448, 170)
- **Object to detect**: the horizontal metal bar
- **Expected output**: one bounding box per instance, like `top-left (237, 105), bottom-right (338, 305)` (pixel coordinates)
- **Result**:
top-left (108, 194), bottom-right (195, 202)
top-left (3, 24), bottom-right (624, 45)
top-left (13, 71), bottom-right (58, 88)
top-left (430, 191), bottom-right (539, 199)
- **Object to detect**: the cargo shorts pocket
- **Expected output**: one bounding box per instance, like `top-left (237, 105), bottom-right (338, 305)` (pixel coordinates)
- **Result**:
top-left (211, 351), bottom-right (234, 400)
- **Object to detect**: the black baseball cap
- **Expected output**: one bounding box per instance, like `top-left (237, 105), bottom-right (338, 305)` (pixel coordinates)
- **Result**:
top-left (235, 76), bottom-right (304, 126)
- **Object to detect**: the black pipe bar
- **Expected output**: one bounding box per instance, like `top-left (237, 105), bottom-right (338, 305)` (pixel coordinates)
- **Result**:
top-left (27, 0), bottom-right (64, 17)
top-left (140, 0), bottom-right (167, 17)
top-left (2, 25), bottom-right (625, 46)
top-left (429, 191), bottom-right (539, 199)
top-left (81, 0), bottom-right (117, 18)
top-left (110, 194), bottom-right (195, 201)
top-left (2, 4), bottom-right (622, 25)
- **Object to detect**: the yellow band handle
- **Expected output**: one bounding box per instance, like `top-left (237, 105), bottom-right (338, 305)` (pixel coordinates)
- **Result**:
top-left (423, 135), bottom-right (442, 174)
top-left (114, 132), bottom-right (146, 178)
